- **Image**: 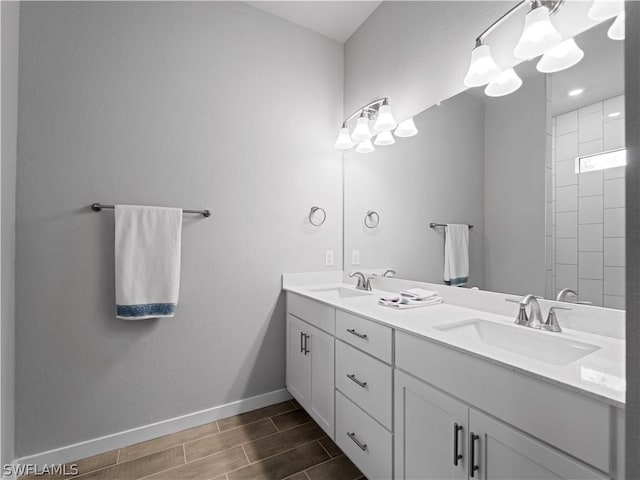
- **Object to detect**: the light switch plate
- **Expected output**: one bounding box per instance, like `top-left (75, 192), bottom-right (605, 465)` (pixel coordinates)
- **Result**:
top-left (325, 250), bottom-right (334, 266)
top-left (352, 250), bottom-right (360, 265)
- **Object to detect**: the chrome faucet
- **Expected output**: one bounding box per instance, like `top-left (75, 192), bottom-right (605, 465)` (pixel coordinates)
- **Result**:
top-left (556, 288), bottom-right (578, 302)
top-left (506, 295), bottom-right (544, 329)
top-left (542, 306), bottom-right (571, 332)
top-left (350, 271), bottom-right (373, 291)
top-left (382, 269), bottom-right (396, 278)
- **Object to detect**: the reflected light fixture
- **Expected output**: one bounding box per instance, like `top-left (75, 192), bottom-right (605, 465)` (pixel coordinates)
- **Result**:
top-left (485, 68), bottom-right (523, 97)
top-left (463, 43), bottom-right (501, 87)
top-left (356, 139), bottom-right (375, 154)
top-left (394, 118), bottom-right (418, 137)
top-left (333, 124), bottom-right (354, 150)
top-left (513, 3), bottom-right (562, 59)
top-left (608, 12), bottom-right (625, 40)
top-left (374, 130), bottom-right (395, 146)
top-left (536, 38), bottom-right (584, 73)
top-left (333, 98), bottom-right (415, 151)
top-left (608, 112), bottom-right (621, 118)
top-left (568, 88), bottom-right (584, 97)
top-left (588, 0), bottom-right (623, 20)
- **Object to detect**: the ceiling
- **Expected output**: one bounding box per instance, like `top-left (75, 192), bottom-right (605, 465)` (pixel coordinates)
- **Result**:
top-left (245, 1), bottom-right (382, 43)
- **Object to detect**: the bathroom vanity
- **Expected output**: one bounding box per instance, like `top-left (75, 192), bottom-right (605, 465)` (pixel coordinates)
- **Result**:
top-left (283, 274), bottom-right (625, 480)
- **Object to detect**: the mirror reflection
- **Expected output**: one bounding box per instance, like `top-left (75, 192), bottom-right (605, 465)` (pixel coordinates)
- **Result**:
top-left (343, 21), bottom-right (625, 308)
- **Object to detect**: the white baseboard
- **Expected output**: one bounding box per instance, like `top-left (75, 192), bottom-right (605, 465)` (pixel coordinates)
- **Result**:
top-left (13, 388), bottom-right (292, 469)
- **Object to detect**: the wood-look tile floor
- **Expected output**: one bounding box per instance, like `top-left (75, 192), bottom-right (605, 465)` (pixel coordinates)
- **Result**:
top-left (23, 400), bottom-right (366, 480)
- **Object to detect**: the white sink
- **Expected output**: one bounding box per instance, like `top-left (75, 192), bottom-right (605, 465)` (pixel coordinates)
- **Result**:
top-left (434, 318), bottom-right (600, 366)
top-left (306, 286), bottom-right (372, 300)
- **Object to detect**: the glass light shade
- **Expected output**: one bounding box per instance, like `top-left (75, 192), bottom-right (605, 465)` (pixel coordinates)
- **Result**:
top-left (351, 116), bottom-right (372, 142)
top-left (374, 130), bottom-right (395, 146)
top-left (373, 104), bottom-right (397, 132)
top-left (333, 127), bottom-right (354, 150)
top-left (356, 139), bottom-right (375, 154)
top-left (536, 38), bottom-right (584, 73)
top-left (394, 117), bottom-right (418, 137)
top-left (608, 13), bottom-right (625, 40)
top-left (513, 6), bottom-right (562, 59)
top-left (463, 44), bottom-right (501, 87)
top-left (484, 68), bottom-right (523, 97)
top-left (588, 0), bottom-right (623, 20)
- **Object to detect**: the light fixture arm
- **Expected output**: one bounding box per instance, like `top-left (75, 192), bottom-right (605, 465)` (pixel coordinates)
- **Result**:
top-left (342, 97), bottom-right (388, 127)
top-left (475, 0), bottom-right (564, 46)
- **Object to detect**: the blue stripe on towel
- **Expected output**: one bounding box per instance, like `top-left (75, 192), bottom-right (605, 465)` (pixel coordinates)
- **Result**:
top-left (449, 277), bottom-right (468, 287)
top-left (116, 303), bottom-right (176, 318)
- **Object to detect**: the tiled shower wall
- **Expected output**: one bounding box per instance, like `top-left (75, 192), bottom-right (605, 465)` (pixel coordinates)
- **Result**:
top-left (551, 95), bottom-right (626, 308)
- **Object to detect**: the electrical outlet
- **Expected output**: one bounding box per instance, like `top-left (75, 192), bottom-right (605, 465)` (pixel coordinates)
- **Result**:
top-left (352, 250), bottom-right (360, 265)
top-left (325, 250), bottom-right (334, 266)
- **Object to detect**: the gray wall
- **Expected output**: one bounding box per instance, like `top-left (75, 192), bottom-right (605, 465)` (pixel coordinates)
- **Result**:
top-left (625, 2), bottom-right (640, 477)
top-left (16, 2), bottom-right (343, 456)
top-left (343, 92), bottom-right (486, 286)
top-left (1, 0), bottom-right (19, 467)
top-left (484, 75), bottom-right (548, 297)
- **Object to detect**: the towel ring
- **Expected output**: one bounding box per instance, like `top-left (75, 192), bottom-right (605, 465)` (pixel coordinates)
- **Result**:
top-left (364, 210), bottom-right (380, 229)
top-left (309, 206), bottom-right (326, 226)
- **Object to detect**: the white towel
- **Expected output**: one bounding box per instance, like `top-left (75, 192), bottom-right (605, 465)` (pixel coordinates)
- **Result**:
top-left (115, 205), bottom-right (183, 319)
top-left (400, 288), bottom-right (439, 301)
top-left (444, 224), bottom-right (469, 287)
top-left (378, 296), bottom-right (443, 309)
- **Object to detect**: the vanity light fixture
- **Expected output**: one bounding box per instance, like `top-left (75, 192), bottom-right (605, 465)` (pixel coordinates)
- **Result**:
top-left (568, 88), bottom-right (584, 97)
top-left (588, 0), bottom-right (623, 20)
top-left (394, 117), bottom-right (418, 138)
top-left (334, 98), bottom-right (414, 151)
top-left (356, 139), bottom-right (375, 154)
top-left (536, 38), bottom-right (584, 73)
top-left (485, 68), bottom-right (523, 97)
top-left (513, 3), bottom-right (562, 59)
top-left (463, 43), bottom-right (502, 87)
top-left (374, 130), bottom-right (396, 146)
top-left (608, 12), bottom-right (625, 40)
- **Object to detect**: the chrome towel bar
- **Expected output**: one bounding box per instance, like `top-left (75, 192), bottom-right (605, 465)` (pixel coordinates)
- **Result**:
top-left (91, 203), bottom-right (211, 218)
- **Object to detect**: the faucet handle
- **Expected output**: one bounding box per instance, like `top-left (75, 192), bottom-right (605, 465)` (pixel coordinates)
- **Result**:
top-left (505, 298), bottom-right (528, 326)
top-left (542, 306), bottom-right (571, 332)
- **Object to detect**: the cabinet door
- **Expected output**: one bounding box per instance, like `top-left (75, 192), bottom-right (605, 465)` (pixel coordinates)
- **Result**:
top-left (468, 409), bottom-right (608, 480)
top-left (286, 314), bottom-right (310, 406)
top-left (307, 322), bottom-right (335, 438)
top-left (395, 370), bottom-right (468, 480)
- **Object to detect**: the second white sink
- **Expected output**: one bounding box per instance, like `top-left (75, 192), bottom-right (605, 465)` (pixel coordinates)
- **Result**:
top-left (306, 286), bottom-right (372, 300)
top-left (434, 318), bottom-right (600, 366)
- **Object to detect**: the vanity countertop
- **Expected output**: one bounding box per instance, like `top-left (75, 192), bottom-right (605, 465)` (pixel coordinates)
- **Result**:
top-left (283, 282), bottom-right (625, 408)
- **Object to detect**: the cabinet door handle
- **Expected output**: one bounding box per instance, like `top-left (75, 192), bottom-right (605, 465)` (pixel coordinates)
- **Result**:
top-left (453, 423), bottom-right (463, 466)
top-left (346, 328), bottom-right (368, 339)
top-left (347, 432), bottom-right (367, 451)
top-left (303, 334), bottom-right (310, 355)
top-left (346, 373), bottom-right (368, 388)
top-left (300, 332), bottom-right (304, 353)
top-left (469, 432), bottom-right (479, 478)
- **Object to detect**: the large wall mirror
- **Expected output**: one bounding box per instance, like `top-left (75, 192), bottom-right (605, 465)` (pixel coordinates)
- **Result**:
top-left (343, 20), bottom-right (625, 309)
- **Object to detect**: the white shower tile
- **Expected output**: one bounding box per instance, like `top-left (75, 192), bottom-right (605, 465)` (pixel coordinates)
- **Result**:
top-left (604, 178), bottom-right (625, 208)
top-left (556, 211), bottom-right (578, 238)
top-left (604, 95), bottom-right (624, 120)
top-left (604, 207), bottom-right (625, 237)
top-left (556, 131), bottom-right (578, 161)
top-left (578, 224), bottom-right (603, 251)
top-left (556, 110), bottom-right (578, 135)
top-left (578, 195), bottom-right (603, 224)
top-left (604, 266), bottom-right (625, 296)
top-left (556, 185), bottom-right (578, 212)
top-left (557, 238), bottom-right (578, 265)
top-left (578, 139), bottom-right (603, 156)
top-left (578, 170), bottom-right (603, 196)
top-left (603, 295), bottom-right (625, 310)
top-left (604, 118), bottom-right (625, 151)
top-left (579, 102), bottom-right (602, 117)
top-left (578, 279), bottom-right (603, 306)
top-left (578, 111), bottom-right (603, 143)
top-left (556, 159), bottom-right (578, 186)
top-left (604, 237), bottom-right (625, 266)
top-left (604, 166), bottom-right (625, 180)
top-left (579, 251), bottom-right (603, 279)
top-left (556, 264), bottom-right (578, 291)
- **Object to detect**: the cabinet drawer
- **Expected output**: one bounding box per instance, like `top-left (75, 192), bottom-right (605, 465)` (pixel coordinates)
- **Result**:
top-left (336, 310), bottom-right (392, 363)
top-left (287, 293), bottom-right (335, 335)
top-left (336, 340), bottom-right (392, 430)
top-left (336, 391), bottom-right (393, 480)
top-left (396, 331), bottom-right (611, 472)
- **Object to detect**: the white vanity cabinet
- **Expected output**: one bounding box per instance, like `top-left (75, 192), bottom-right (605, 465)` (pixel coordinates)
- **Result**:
top-left (285, 294), bottom-right (335, 438)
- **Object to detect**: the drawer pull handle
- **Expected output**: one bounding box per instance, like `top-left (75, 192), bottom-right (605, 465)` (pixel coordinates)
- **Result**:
top-left (300, 332), bottom-right (304, 353)
top-left (303, 333), bottom-right (310, 355)
top-left (346, 328), bottom-right (368, 339)
top-left (347, 432), bottom-right (367, 451)
top-left (453, 423), bottom-right (463, 466)
top-left (346, 373), bottom-right (368, 388)
top-left (469, 432), bottom-right (479, 477)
